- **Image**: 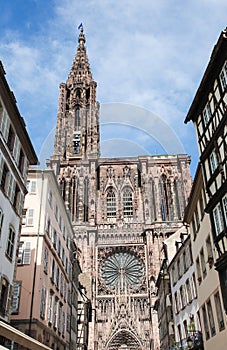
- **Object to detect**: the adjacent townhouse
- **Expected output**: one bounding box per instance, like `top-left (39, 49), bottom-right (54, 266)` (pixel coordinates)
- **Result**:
top-left (10, 169), bottom-right (75, 350)
top-left (0, 60), bottom-right (38, 333)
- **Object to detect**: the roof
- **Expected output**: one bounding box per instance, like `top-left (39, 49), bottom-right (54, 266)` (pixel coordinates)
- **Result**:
top-left (185, 27), bottom-right (227, 123)
top-left (0, 60), bottom-right (38, 165)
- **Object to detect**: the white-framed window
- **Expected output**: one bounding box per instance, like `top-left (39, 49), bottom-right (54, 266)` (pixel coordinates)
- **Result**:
top-left (123, 187), bottom-right (133, 217)
top-left (6, 226), bottom-right (16, 260)
top-left (106, 187), bottom-right (116, 218)
top-left (17, 241), bottom-right (31, 265)
top-left (0, 206), bottom-right (4, 236)
top-left (12, 281), bottom-right (21, 314)
top-left (202, 102), bottom-right (212, 126)
top-left (222, 194), bottom-right (227, 224)
top-left (219, 61), bottom-right (227, 92)
top-left (40, 287), bottom-right (46, 319)
top-left (213, 203), bottom-right (224, 235)
top-left (209, 150), bottom-right (218, 174)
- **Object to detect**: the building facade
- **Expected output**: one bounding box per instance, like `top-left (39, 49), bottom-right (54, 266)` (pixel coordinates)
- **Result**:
top-left (184, 164), bottom-right (227, 350)
top-left (47, 27), bottom-right (192, 350)
top-left (10, 169), bottom-right (74, 350)
top-left (0, 61), bottom-right (38, 328)
top-left (185, 27), bottom-right (227, 314)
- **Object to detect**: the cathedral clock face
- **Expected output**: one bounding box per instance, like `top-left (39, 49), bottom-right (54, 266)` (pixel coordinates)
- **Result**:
top-left (100, 251), bottom-right (144, 291)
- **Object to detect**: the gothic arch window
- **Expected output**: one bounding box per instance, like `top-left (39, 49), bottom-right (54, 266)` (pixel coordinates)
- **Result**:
top-left (123, 187), bottom-right (133, 217)
top-left (174, 178), bottom-right (181, 219)
top-left (160, 174), bottom-right (173, 221)
top-left (106, 187), bottom-right (116, 218)
top-left (74, 108), bottom-right (80, 130)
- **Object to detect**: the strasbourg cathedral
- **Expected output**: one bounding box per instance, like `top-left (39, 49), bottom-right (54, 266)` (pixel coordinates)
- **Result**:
top-left (47, 27), bottom-right (192, 350)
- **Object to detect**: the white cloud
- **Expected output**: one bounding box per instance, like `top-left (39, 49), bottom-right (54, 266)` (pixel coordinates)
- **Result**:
top-left (0, 0), bottom-right (226, 175)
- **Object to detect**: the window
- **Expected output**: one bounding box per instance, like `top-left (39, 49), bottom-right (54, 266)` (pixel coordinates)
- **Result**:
top-left (6, 226), bottom-right (16, 260)
top-left (213, 203), bottom-right (224, 235)
top-left (196, 258), bottom-right (202, 283)
top-left (7, 125), bottom-right (15, 152)
top-left (27, 209), bottom-right (34, 226)
top-left (222, 195), bottom-right (227, 224)
top-left (30, 181), bottom-right (37, 193)
top-left (203, 102), bottom-right (212, 126)
top-left (0, 163), bottom-right (9, 194)
top-left (48, 292), bottom-right (53, 324)
top-left (74, 108), bottom-right (80, 130)
top-left (40, 287), bottom-right (46, 319)
top-left (209, 150), bottom-right (218, 174)
top-left (106, 188), bottom-right (116, 218)
top-left (123, 187), bottom-right (133, 217)
top-left (17, 242), bottom-right (31, 265)
top-left (44, 248), bottom-right (49, 273)
top-left (0, 277), bottom-right (9, 314)
top-left (207, 299), bottom-right (216, 336)
top-left (1, 110), bottom-right (10, 141)
top-left (62, 311), bottom-right (66, 337)
top-left (186, 279), bottom-right (192, 303)
top-left (12, 135), bottom-right (20, 165)
top-left (48, 190), bottom-right (53, 208)
top-left (206, 237), bottom-right (213, 266)
top-left (0, 207), bottom-right (4, 236)
top-left (214, 291), bottom-right (225, 330)
top-left (219, 61), bottom-right (227, 92)
top-left (53, 298), bottom-right (58, 329)
top-left (200, 249), bottom-right (207, 279)
top-left (18, 149), bottom-right (25, 175)
top-left (202, 305), bottom-right (210, 340)
top-left (12, 281), bottom-right (21, 314)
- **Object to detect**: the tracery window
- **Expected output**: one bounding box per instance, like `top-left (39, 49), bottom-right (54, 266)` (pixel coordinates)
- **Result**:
top-left (123, 187), bottom-right (133, 217)
top-left (106, 187), bottom-right (116, 218)
top-left (74, 108), bottom-right (80, 130)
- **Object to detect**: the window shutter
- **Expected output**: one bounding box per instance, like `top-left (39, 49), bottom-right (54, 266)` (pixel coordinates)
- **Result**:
top-left (2, 112), bottom-right (10, 141)
top-left (12, 281), bottom-right (21, 313)
top-left (30, 181), bottom-right (36, 193)
top-left (0, 151), bottom-right (4, 184)
top-left (23, 242), bottom-right (31, 264)
top-left (40, 287), bottom-right (46, 319)
top-left (27, 209), bottom-right (34, 226)
top-left (13, 135), bottom-right (20, 164)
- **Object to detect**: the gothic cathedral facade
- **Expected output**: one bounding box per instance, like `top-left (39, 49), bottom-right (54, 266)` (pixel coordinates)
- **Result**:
top-left (48, 27), bottom-right (192, 350)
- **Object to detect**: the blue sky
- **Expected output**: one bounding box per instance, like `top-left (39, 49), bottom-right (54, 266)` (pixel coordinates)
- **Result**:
top-left (0, 0), bottom-right (226, 176)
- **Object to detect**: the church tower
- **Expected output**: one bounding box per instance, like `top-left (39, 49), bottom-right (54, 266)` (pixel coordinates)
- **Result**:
top-left (48, 27), bottom-right (192, 350)
top-left (54, 26), bottom-right (100, 161)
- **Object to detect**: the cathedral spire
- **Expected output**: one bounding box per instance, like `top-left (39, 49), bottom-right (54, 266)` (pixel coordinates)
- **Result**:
top-left (68, 25), bottom-right (93, 84)
top-left (52, 27), bottom-right (100, 162)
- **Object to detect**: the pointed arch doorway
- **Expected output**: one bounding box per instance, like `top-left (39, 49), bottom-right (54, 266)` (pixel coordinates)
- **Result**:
top-left (106, 329), bottom-right (143, 350)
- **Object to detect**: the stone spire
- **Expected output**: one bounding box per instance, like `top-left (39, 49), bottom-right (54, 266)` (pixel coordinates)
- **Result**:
top-left (67, 25), bottom-right (93, 85)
